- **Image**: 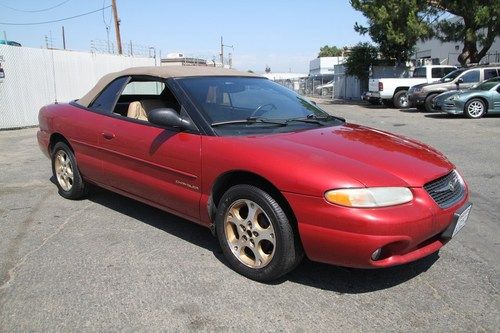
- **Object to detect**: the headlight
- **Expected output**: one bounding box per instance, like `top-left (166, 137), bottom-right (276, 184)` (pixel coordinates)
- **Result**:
top-left (324, 187), bottom-right (413, 208)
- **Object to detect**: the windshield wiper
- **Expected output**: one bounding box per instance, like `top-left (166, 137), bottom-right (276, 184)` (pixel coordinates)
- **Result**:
top-left (211, 117), bottom-right (287, 127)
top-left (286, 114), bottom-right (338, 126)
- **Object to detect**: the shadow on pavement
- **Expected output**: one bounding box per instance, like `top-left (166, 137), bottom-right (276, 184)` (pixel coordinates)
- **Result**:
top-left (281, 254), bottom-right (439, 293)
top-left (81, 185), bottom-right (438, 293)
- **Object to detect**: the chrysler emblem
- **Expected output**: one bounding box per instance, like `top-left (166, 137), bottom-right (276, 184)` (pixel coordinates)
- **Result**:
top-left (435, 178), bottom-right (459, 193)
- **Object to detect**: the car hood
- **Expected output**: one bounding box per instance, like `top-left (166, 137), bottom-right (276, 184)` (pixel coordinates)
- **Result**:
top-left (446, 89), bottom-right (484, 101)
top-left (411, 83), bottom-right (428, 89)
top-left (435, 90), bottom-right (463, 103)
top-left (240, 124), bottom-right (453, 189)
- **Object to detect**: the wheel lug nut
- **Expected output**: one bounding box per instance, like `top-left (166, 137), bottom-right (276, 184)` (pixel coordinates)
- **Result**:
top-left (253, 231), bottom-right (258, 237)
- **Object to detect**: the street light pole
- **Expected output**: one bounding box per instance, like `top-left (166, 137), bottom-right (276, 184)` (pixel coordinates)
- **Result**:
top-left (111, 0), bottom-right (123, 55)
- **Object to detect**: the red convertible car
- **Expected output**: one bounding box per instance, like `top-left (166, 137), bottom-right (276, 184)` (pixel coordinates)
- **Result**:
top-left (38, 66), bottom-right (471, 281)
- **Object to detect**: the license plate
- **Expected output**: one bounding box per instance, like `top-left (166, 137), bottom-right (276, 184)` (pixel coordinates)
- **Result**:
top-left (452, 204), bottom-right (471, 237)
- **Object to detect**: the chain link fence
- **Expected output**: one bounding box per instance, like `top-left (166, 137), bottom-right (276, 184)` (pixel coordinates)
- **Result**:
top-left (271, 75), bottom-right (335, 99)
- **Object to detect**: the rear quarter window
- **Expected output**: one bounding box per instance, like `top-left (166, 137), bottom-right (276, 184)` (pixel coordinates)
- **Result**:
top-left (484, 69), bottom-right (499, 80)
top-left (89, 77), bottom-right (129, 113)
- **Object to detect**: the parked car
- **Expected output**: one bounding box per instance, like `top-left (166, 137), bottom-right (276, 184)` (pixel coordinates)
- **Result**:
top-left (315, 80), bottom-right (334, 96)
top-left (408, 65), bottom-right (500, 112)
top-left (368, 65), bottom-right (456, 108)
top-left (437, 77), bottom-right (500, 118)
top-left (0, 39), bottom-right (21, 47)
top-left (38, 66), bottom-right (471, 281)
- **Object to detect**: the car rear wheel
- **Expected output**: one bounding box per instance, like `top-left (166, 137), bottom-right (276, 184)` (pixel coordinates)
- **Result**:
top-left (215, 184), bottom-right (302, 281)
top-left (465, 98), bottom-right (486, 119)
top-left (393, 90), bottom-right (409, 109)
top-left (51, 142), bottom-right (87, 199)
top-left (424, 93), bottom-right (439, 112)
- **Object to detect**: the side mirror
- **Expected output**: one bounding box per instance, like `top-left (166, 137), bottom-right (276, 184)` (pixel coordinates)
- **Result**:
top-left (148, 108), bottom-right (197, 131)
top-left (310, 100), bottom-right (317, 105)
top-left (455, 77), bottom-right (463, 90)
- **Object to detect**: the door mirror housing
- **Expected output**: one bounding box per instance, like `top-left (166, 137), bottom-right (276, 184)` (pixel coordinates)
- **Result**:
top-left (455, 77), bottom-right (464, 90)
top-left (148, 108), bottom-right (197, 131)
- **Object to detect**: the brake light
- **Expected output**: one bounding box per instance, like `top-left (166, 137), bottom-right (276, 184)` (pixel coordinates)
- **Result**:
top-left (378, 82), bottom-right (383, 91)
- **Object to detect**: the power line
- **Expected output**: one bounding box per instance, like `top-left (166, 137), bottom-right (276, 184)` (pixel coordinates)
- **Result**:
top-left (0, 0), bottom-right (72, 13)
top-left (0, 6), bottom-right (112, 25)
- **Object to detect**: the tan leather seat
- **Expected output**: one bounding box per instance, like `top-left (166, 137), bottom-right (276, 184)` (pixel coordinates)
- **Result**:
top-left (127, 101), bottom-right (147, 121)
top-left (127, 99), bottom-right (166, 121)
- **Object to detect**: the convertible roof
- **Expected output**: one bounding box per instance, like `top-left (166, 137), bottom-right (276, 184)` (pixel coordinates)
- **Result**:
top-left (77, 66), bottom-right (260, 107)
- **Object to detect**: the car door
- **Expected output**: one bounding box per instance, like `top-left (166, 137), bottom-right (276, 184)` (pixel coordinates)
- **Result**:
top-left (96, 77), bottom-right (202, 220)
top-left (457, 69), bottom-right (480, 90)
top-left (493, 85), bottom-right (500, 112)
top-left (77, 76), bottom-right (130, 184)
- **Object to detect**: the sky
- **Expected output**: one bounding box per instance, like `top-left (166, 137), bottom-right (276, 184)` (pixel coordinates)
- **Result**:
top-left (0, 0), bottom-right (370, 73)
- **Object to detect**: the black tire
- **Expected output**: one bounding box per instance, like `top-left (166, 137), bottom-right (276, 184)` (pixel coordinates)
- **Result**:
top-left (51, 141), bottom-right (87, 199)
top-left (393, 90), bottom-right (409, 109)
top-left (464, 98), bottom-right (487, 119)
top-left (368, 98), bottom-right (380, 105)
top-left (424, 93), bottom-right (439, 112)
top-left (215, 184), bottom-right (303, 281)
top-left (416, 104), bottom-right (426, 112)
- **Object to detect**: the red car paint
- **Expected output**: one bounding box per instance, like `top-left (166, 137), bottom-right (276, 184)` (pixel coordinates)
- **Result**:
top-left (38, 102), bottom-right (469, 269)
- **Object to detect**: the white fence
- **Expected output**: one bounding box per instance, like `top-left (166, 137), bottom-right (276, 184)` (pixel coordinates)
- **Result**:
top-left (0, 45), bottom-right (155, 129)
top-left (333, 64), bottom-right (361, 100)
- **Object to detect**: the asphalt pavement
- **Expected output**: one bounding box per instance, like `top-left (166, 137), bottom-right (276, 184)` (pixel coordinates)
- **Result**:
top-left (0, 103), bottom-right (498, 332)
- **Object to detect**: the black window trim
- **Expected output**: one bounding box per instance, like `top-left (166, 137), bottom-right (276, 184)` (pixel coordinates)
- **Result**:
top-left (88, 75), bottom-right (131, 114)
top-left (73, 75), bottom-right (209, 135)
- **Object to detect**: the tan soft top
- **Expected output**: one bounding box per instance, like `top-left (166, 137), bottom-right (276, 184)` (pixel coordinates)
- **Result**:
top-left (77, 66), bottom-right (260, 107)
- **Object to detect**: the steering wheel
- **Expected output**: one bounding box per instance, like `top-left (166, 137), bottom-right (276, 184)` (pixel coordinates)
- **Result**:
top-left (249, 103), bottom-right (277, 118)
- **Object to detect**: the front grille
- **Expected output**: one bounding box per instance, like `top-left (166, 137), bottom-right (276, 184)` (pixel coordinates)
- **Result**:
top-left (424, 170), bottom-right (465, 209)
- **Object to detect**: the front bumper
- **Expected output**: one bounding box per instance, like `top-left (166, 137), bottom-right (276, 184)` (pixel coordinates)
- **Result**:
top-left (442, 102), bottom-right (464, 115)
top-left (408, 93), bottom-right (425, 107)
top-left (284, 186), bottom-right (469, 268)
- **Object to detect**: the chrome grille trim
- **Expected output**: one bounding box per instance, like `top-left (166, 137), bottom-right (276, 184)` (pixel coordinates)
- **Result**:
top-left (424, 170), bottom-right (465, 209)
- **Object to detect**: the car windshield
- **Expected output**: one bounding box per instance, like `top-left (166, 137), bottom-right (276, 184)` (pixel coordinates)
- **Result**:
top-left (178, 77), bottom-right (343, 135)
top-left (473, 78), bottom-right (500, 91)
top-left (440, 69), bottom-right (465, 82)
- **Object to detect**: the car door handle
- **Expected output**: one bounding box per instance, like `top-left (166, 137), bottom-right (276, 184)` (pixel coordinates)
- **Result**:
top-left (101, 132), bottom-right (115, 140)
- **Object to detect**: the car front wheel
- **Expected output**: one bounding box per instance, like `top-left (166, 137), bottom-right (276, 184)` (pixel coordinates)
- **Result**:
top-left (215, 184), bottom-right (302, 281)
top-left (465, 98), bottom-right (486, 119)
top-left (51, 141), bottom-right (87, 199)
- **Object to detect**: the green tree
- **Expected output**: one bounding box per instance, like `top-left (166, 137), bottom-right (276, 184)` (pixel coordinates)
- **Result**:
top-left (351, 0), bottom-right (500, 66)
top-left (318, 45), bottom-right (343, 57)
top-left (351, 0), bottom-right (432, 64)
top-left (344, 42), bottom-right (379, 91)
top-left (429, 0), bottom-right (500, 65)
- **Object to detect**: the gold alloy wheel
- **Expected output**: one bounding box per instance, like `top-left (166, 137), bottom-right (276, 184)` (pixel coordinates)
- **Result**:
top-left (224, 199), bottom-right (276, 268)
top-left (54, 150), bottom-right (74, 191)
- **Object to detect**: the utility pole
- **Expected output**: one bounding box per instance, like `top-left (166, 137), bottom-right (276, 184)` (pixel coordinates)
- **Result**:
top-left (61, 26), bottom-right (66, 50)
top-left (220, 36), bottom-right (223, 67)
top-left (220, 36), bottom-right (234, 68)
top-left (111, 0), bottom-right (123, 55)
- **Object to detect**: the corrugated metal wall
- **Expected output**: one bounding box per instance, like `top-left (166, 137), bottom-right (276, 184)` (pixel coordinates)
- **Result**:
top-left (0, 45), bottom-right (155, 129)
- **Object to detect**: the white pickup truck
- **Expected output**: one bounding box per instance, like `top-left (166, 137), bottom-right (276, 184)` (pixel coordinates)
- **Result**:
top-left (367, 65), bottom-right (457, 108)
